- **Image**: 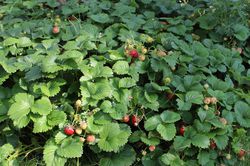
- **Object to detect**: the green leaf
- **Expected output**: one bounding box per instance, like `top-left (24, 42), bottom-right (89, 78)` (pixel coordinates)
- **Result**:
top-left (98, 123), bottom-right (131, 152)
top-left (214, 135), bottom-right (228, 150)
top-left (113, 61), bottom-right (129, 75)
top-left (57, 138), bottom-right (83, 158)
top-left (43, 140), bottom-right (67, 166)
top-left (90, 13), bottom-right (111, 23)
top-left (3, 37), bottom-right (19, 46)
top-left (99, 145), bottom-right (136, 166)
top-left (32, 115), bottom-right (52, 133)
top-left (31, 97), bottom-right (52, 115)
top-left (8, 93), bottom-right (34, 128)
top-left (160, 111), bottom-right (181, 123)
top-left (233, 24), bottom-right (249, 41)
top-left (0, 144), bottom-right (14, 161)
top-left (191, 134), bottom-right (210, 148)
top-left (144, 115), bottom-right (162, 131)
top-left (185, 91), bottom-right (203, 104)
top-left (197, 150), bottom-right (210, 165)
top-left (55, 132), bottom-right (67, 144)
top-left (157, 123), bottom-right (176, 141)
top-left (173, 136), bottom-right (191, 151)
top-left (160, 153), bottom-right (184, 166)
top-left (234, 101), bottom-right (250, 127)
top-left (47, 110), bottom-right (66, 126)
top-left (119, 77), bottom-right (136, 88)
top-left (141, 136), bottom-right (160, 146)
top-left (17, 37), bottom-right (32, 47)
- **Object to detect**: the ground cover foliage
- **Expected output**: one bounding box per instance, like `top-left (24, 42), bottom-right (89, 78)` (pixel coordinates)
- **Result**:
top-left (0, 0), bottom-right (250, 165)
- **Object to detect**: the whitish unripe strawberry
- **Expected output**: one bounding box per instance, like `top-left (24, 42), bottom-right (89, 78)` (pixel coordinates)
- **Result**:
top-left (204, 105), bottom-right (209, 110)
top-left (220, 118), bottom-right (227, 125)
top-left (79, 137), bottom-right (85, 142)
top-left (210, 97), bottom-right (218, 104)
top-left (204, 84), bottom-right (209, 89)
top-left (139, 55), bottom-right (146, 61)
top-left (75, 127), bottom-right (82, 135)
top-left (75, 99), bottom-right (82, 108)
top-left (79, 121), bottom-right (87, 130)
top-left (203, 97), bottom-right (211, 105)
top-left (226, 154), bottom-right (231, 160)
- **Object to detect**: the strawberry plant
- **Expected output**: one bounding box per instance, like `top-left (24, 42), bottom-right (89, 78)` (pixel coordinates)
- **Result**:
top-left (0, 0), bottom-right (250, 166)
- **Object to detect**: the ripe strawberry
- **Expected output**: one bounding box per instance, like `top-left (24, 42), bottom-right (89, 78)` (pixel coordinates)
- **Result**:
top-left (238, 149), bottom-right (245, 158)
top-left (132, 115), bottom-right (140, 126)
top-left (210, 140), bottom-right (217, 149)
top-left (64, 126), bottom-right (75, 136)
top-left (236, 48), bottom-right (243, 54)
top-left (75, 127), bottom-right (82, 135)
top-left (52, 26), bottom-right (60, 34)
top-left (79, 137), bottom-right (85, 142)
top-left (179, 125), bottom-right (185, 136)
top-left (79, 121), bottom-right (87, 130)
top-left (86, 135), bottom-right (95, 143)
top-left (149, 145), bottom-right (156, 152)
top-left (129, 49), bottom-right (139, 58)
top-left (122, 115), bottom-right (130, 123)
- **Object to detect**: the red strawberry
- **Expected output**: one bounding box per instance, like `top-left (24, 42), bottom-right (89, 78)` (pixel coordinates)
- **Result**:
top-left (167, 92), bottom-right (175, 100)
top-left (238, 149), bottom-right (245, 157)
top-left (64, 126), bottom-right (75, 136)
top-left (210, 140), bottom-right (217, 149)
top-left (132, 115), bottom-right (140, 126)
top-left (179, 125), bottom-right (185, 136)
top-left (86, 135), bottom-right (95, 143)
top-left (149, 145), bottom-right (156, 152)
top-left (52, 26), bottom-right (60, 34)
top-left (122, 115), bottom-right (130, 123)
top-left (129, 49), bottom-right (139, 58)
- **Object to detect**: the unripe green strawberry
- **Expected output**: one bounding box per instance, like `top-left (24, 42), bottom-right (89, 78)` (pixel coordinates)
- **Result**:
top-left (204, 84), bottom-right (209, 89)
top-left (163, 77), bottom-right (171, 85)
top-left (146, 37), bottom-right (154, 43)
top-left (204, 104), bottom-right (209, 110)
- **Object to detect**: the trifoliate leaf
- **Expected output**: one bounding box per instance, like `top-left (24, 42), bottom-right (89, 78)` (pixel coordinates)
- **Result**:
top-left (112, 61), bottom-right (129, 75)
top-left (233, 24), bottom-right (249, 41)
top-left (234, 101), bottom-right (250, 128)
top-left (43, 140), bottom-right (67, 166)
top-left (157, 123), bottom-right (176, 141)
top-left (0, 144), bottom-right (14, 161)
top-left (98, 123), bottom-right (131, 152)
top-left (90, 13), bottom-right (111, 23)
top-left (191, 134), bottom-right (210, 148)
top-left (57, 138), bottom-right (83, 158)
top-left (99, 145), bottom-right (136, 166)
top-left (160, 111), bottom-right (181, 123)
top-left (31, 97), bottom-right (52, 115)
top-left (17, 37), bottom-right (32, 47)
top-left (8, 93), bottom-right (34, 128)
top-left (185, 91), bottom-right (203, 104)
top-left (173, 136), bottom-right (191, 151)
top-left (144, 115), bottom-right (162, 131)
